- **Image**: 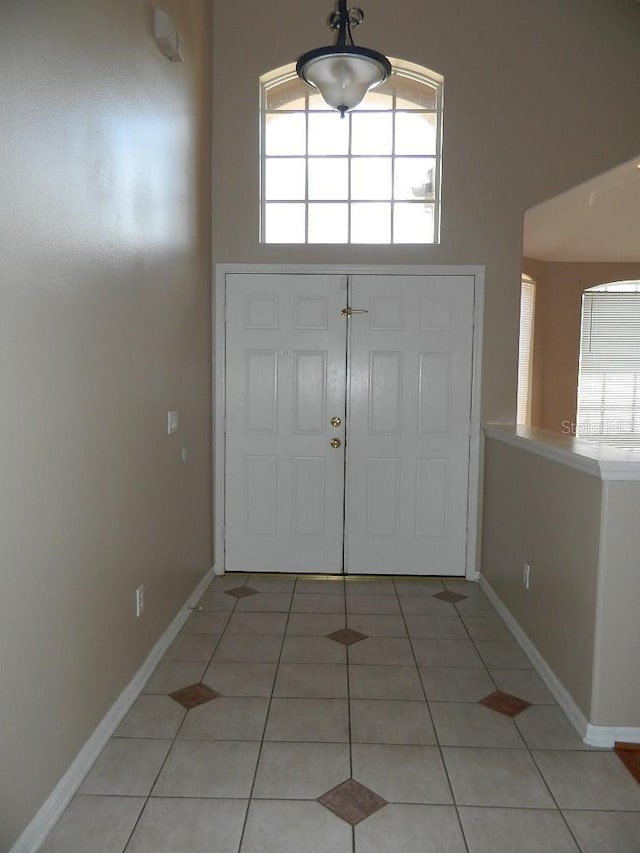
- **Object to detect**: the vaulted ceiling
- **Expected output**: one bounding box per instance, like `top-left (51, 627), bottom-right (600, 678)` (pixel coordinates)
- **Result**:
top-left (523, 155), bottom-right (640, 262)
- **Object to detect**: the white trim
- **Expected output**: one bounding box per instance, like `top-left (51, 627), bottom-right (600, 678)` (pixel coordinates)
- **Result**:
top-left (483, 424), bottom-right (640, 481)
top-left (216, 264), bottom-right (484, 277)
top-left (465, 268), bottom-right (484, 579)
top-left (214, 264), bottom-right (226, 575)
top-left (479, 575), bottom-right (590, 741)
top-left (479, 575), bottom-right (640, 748)
top-left (12, 565), bottom-right (216, 853)
top-left (591, 480), bottom-right (610, 746)
top-left (584, 724), bottom-right (640, 748)
top-left (214, 264), bottom-right (484, 579)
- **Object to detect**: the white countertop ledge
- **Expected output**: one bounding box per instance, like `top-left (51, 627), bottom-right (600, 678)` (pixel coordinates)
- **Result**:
top-left (483, 424), bottom-right (640, 481)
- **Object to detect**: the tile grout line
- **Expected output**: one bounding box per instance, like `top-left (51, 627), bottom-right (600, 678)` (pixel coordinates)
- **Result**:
top-left (454, 586), bottom-right (587, 853)
top-left (60, 791), bottom-right (640, 813)
top-left (393, 575), bottom-right (472, 853)
top-left (453, 592), bottom-right (594, 849)
top-left (231, 576), bottom-right (296, 853)
top-left (526, 750), bottom-right (587, 852)
top-left (342, 579), bottom-right (357, 853)
top-left (454, 599), bottom-right (501, 696)
top-left (120, 575), bottom-right (242, 852)
top-left (65, 574), bottom-right (625, 853)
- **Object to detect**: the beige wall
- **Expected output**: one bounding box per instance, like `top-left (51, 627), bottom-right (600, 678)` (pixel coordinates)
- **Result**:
top-left (212, 0), bottom-right (640, 423)
top-left (482, 437), bottom-right (601, 717)
top-left (2, 0), bottom-right (640, 845)
top-left (522, 260), bottom-right (640, 433)
top-left (483, 433), bottom-right (640, 729)
top-left (0, 1), bottom-right (212, 847)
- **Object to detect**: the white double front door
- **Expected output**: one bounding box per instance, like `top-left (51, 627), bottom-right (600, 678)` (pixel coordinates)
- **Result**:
top-left (224, 272), bottom-right (476, 576)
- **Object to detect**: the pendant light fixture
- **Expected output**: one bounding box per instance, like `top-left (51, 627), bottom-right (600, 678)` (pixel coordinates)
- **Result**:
top-left (296, 0), bottom-right (391, 118)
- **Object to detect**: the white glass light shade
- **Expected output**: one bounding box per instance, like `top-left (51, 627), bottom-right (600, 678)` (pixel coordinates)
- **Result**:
top-left (297, 47), bottom-right (390, 116)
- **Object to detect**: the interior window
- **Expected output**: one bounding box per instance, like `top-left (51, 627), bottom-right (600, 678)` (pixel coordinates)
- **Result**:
top-left (260, 60), bottom-right (443, 245)
top-left (517, 274), bottom-right (536, 425)
top-left (577, 281), bottom-right (640, 446)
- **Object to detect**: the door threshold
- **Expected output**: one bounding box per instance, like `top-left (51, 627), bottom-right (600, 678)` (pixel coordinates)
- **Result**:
top-left (221, 571), bottom-right (470, 583)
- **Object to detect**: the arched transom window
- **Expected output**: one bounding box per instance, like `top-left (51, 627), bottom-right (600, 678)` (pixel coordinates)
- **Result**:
top-left (260, 60), bottom-right (443, 245)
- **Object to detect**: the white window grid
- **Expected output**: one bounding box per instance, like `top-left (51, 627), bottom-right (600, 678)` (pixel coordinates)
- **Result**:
top-left (259, 62), bottom-right (444, 245)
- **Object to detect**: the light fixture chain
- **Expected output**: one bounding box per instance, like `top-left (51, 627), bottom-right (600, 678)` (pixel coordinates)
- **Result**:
top-left (348, 8), bottom-right (364, 28)
top-left (297, 0), bottom-right (391, 117)
top-left (329, 3), bottom-right (364, 37)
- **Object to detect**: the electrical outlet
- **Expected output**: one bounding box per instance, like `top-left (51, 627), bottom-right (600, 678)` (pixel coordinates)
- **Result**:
top-left (522, 563), bottom-right (531, 590)
top-left (136, 585), bottom-right (145, 617)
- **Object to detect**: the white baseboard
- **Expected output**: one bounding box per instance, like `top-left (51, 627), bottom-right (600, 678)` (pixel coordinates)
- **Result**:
top-left (478, 576), bottom-right (590, 737)
top-left (478, 576), bottom-right (640, 748)
top-left (12, 565), bottom-right (216, 853)
top-left (584, 724), bottom-right (640, 748)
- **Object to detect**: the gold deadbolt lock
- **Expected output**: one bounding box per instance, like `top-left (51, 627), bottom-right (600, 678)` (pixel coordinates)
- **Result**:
top-left (330, 438), bottom-right (342, 449)
top-left (330, 417), bottom-right (342, 428)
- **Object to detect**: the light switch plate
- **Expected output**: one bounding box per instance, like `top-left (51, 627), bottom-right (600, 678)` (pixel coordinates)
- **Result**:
top-left (167, 410), bottom-right (178, 434)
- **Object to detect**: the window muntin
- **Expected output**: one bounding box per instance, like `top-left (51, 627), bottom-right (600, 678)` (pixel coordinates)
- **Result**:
top-left (260, 61), bottom-right (443, 245)
top-left (576, 281), bottom-right (640, 446)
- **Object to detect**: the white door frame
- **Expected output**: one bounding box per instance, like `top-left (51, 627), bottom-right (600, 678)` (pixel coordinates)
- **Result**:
top-left (213, 264), bottom-right (484, 580)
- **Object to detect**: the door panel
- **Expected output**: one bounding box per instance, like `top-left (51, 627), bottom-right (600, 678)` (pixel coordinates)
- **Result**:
top-left (225, 274), bottom-right (347, 573)
top-left (345, 275), bottom-right (475, 575)
top-left (369, 352), bottom-right (404, 434)
top-left (293, 352), bottom-right (327, 433)
top-left (224, 271), bottom-right (475, 577)
top-left (244, 350), bottom-right (278, 432)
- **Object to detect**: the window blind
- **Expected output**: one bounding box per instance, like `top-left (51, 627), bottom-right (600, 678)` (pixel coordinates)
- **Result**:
top-left (517, 277), bottom-right (536, 425)
top-left (577, 291), bottom-right (640, 446)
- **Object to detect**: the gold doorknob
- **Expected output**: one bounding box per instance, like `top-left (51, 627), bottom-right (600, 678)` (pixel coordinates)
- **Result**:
top-left (330, 417), bottom-right (342, 428)
top-left (330, 438), bottom-right (342, 449)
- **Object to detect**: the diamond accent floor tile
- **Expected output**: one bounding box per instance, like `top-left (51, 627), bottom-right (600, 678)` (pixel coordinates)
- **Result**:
top-left (615, 742), bottom-right (640, 786)
top-left (225, 586), bottom-right (258, 599)
top-left (433, 591), bottom-right (467, 603)
top-left (327, 628), bottom-right (368, 646)
top-left (479, 689), bottom-right (531, 717)
top-left (57, 574), bottom-right (626, 852)
top-left (169, 683), bottom-right (219, 709)
top-left (318, 777), bottom-right (387, 825)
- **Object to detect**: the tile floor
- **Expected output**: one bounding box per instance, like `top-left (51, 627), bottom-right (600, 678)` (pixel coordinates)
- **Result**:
top-left (41, 575), bottom-right (640, 853)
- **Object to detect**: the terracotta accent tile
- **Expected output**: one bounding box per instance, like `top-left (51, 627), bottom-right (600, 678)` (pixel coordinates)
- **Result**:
top-left (433, 591), bottom-right (467, 603)
top-left (318, 777), bottom-right (387, 824)
top-left (169, 683), bottom-right (220, 710)
top-left (479, 689), bottom-right (531, 717)
top-left (326, 628), bottom-right (368, 646)
top-left (615, 742), bottom-right (640, 786)
top-left (225, 586), bottom-right (259, 599)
